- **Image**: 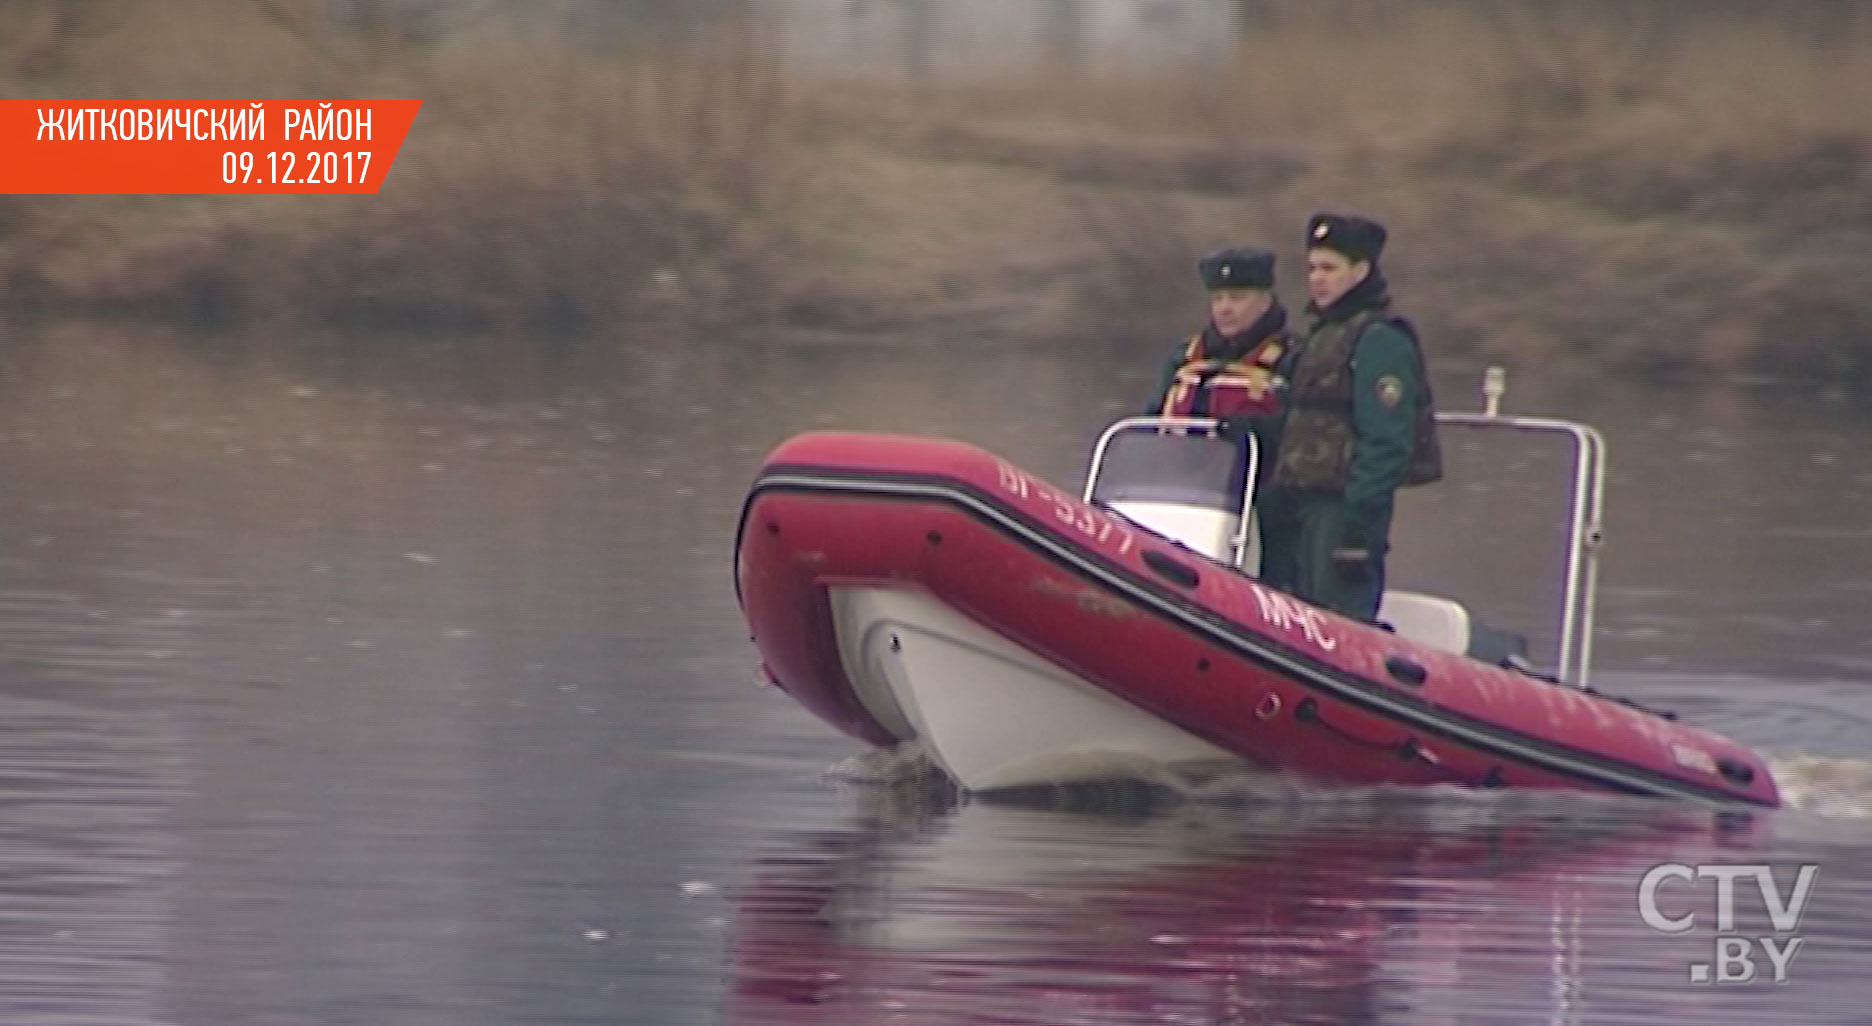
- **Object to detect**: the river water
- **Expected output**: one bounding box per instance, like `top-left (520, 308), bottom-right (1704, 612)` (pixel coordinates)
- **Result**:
top-left (0, 322), bottom-right (1867, 1025)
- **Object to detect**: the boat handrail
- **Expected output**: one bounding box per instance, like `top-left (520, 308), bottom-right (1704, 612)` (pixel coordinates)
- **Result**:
top-left (1082, 416), bottom-right (1260, 570)
top-left (1433, 366), bottom-right (1606, 688)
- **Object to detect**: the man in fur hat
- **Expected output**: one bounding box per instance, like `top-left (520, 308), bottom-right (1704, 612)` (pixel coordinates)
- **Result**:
top-left (1148, 245), bottom-right (1298, 573)
top-left (1150, 245), bottom-right (1293, 435)
top-left (1262, 213), bottom-right (1441, 623)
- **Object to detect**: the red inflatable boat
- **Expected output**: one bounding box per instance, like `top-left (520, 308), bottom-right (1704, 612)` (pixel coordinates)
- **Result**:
top-left (733, 369), bottom-right (1779, 808)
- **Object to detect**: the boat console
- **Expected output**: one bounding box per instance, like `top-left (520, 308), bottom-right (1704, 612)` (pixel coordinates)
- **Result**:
top-left (1082, 367), bottom-right (1604, 686)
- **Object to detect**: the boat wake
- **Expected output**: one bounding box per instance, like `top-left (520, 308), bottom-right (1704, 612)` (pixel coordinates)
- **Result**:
top-left (1768, 753), bottom-right (1872, 819)
top-left (827, 742), bottom-right (1872, 821)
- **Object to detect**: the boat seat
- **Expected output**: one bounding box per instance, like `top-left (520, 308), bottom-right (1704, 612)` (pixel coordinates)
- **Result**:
top-left (1104, 500), bottom-right (1255, 571)
top-left (1376, 591), bottom-right (1471, 657)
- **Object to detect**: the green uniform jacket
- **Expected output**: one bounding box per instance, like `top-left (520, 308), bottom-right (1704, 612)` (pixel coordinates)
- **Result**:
top-left (1343, 320), bottom-right (1421, 534)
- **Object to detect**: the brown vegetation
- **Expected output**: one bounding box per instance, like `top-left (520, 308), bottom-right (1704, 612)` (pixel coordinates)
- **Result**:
top-left (3, 0), bottom-right (1871, 383)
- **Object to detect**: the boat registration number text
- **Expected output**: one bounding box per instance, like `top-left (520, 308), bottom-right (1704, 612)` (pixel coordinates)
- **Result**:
top-left (996, 461), bottom-right (1136, 555)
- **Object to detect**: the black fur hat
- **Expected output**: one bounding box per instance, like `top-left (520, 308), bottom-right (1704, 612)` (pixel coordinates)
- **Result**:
top-left (1198, 246), bottom-right (1276, 290)
top-left (1306, 213), bottom-right (1388, 264)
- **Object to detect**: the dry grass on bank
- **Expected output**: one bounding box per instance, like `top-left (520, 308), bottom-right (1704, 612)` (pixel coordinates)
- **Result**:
top-left (3, 1), bottom-right (1871, 383)
top-left (2, 1), bottom-right (809, 338)
top-left (860, 0), bottom-right (1872, 379)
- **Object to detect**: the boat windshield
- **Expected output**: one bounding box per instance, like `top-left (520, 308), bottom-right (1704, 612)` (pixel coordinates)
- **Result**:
top-left (1087, 429), bottom-right (1250, 513)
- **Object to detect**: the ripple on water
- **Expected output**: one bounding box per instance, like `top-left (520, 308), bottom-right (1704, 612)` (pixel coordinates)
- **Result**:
top-left (0, 689), bottom-right (182, 1026)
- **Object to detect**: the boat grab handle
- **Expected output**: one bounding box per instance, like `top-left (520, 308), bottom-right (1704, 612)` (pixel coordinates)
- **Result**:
top-left (1142, 549), bottom-right (1200, 589)
top-left (1385, 655), bottom-right (1428, 687)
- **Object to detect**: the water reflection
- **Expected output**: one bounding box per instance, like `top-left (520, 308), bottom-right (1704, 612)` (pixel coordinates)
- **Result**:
top-left (723, 781), bottom-right (1849, 1025)
top-left (0, 322), bottom-right (1866, 1024)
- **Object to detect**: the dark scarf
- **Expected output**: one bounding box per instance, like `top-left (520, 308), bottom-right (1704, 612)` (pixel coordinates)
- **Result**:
top-left (1199, 300), bottom-right (1288, 366)
top-left (1308, 267), bottom-right (1392, 323)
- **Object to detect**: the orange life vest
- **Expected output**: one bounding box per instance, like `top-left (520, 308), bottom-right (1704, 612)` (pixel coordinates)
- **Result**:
top-left (1158, 332), bottom-right (1287, 422)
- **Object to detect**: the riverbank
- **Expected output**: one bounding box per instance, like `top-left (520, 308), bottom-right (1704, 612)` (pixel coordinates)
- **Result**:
top-left (4, 1), bottom-right (1870, 384)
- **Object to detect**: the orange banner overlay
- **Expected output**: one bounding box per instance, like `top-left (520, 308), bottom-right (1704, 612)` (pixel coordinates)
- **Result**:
top-left (0, 101), bottom-right (422, 195)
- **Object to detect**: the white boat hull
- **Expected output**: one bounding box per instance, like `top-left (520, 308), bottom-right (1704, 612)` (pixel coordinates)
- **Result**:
top-left (830, 586), bottom-right (1244, 791)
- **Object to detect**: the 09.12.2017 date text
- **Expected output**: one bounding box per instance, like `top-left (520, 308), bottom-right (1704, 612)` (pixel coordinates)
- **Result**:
top-left (221, 149), bottom-right (372, 185)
